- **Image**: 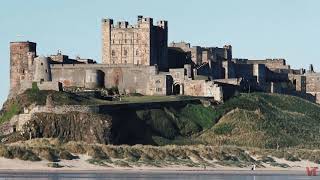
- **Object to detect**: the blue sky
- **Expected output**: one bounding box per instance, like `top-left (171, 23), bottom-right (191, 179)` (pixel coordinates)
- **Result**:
top-left (1, 0), bottom-right (319, 107)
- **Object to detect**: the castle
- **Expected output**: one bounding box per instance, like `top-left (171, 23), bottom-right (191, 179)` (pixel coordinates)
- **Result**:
top-left (8, 16), bottom-right (320, 103)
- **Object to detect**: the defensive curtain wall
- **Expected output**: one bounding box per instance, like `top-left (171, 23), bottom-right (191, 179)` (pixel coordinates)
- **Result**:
top-left (50, 63), bottom-right (172, 95)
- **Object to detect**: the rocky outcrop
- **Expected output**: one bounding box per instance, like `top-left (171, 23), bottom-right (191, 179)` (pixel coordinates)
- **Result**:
top-left (20, 112), bottom-right (112, 144)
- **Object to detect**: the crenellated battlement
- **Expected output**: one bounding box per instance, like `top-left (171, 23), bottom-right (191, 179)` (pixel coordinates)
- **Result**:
top-left (102, 16), bottom-right (166, 30)
top-left (101, 15), bottom-right (168, 70)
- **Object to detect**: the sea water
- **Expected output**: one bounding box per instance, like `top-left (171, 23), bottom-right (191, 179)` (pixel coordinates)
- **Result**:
top-left (0, 172), bottom-right (318, 180)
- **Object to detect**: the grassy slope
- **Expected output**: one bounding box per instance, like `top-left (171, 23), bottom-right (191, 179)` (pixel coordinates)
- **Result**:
top-left (0, 87), bottom-right (103, 125)
top-left (199, 93), bottom-right (320, 149)
top-left (2, 89), bottom-right (320, 149)
top-left (109, 103), bottom-right (216, 145)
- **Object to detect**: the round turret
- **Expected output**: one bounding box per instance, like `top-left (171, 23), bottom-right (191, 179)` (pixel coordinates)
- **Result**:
top-left (9, 41), bottom-right (37, 97)
top-left (33, 56), bottom-right (51, 82)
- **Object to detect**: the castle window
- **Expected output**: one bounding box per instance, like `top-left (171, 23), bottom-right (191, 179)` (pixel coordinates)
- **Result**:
top-left (124, 60), bottom-right (127, 64)
top-left (41, 62), bottom-right (43, 66)
top-left (112, 50), bottom-right (115, 57)
top-left (124, 39), bottom-right (127, 43)
top-left (136, 49), bottom-right (139, 56)
top-left (45, 69), bottom-right (48, 73)
top-left (124, 49), bottom-right (127, 56)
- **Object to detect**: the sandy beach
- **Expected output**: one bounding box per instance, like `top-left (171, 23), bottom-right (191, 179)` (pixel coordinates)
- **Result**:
top-left (0, 155), bottom-right (316, 175)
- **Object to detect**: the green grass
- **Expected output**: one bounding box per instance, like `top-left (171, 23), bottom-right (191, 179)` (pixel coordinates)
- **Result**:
top-left (6, 138), bottom-right (320, 168)
top-left (0, 103), bottom-right (20, 124)
top-left (199, 93), bottom-right (320, 149)
top-left (120, 95), bottom-right (195, 103)
top-left (179, 104), bottom-right (217, 129)
top-left (3, 88), bottom-right (320, 150)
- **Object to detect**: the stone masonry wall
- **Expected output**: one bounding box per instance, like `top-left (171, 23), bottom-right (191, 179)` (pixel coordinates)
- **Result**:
top-left (50, 64), bottom-right (158, 94)
top-left (184, 80), bottom-right (223, 101)
top-left (9, 42), bottom-right (36, 97)
top-left (102, 16), bottom-right (168, 70)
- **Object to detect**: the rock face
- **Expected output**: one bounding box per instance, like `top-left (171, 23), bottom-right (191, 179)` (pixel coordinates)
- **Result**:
top-left (21, 112), bottom-right (112, 144)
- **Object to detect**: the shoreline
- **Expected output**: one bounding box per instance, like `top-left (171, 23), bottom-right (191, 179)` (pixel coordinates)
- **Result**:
top-left (0, 155), bottom-right (315, 176)
top-left (0, 168), bottom-right (308, 175)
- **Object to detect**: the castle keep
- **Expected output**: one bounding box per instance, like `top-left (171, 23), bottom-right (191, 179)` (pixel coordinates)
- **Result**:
top-left (102, 16), bottom-right (168, 70)
top-left (8, 16), bottom-right (320, 103)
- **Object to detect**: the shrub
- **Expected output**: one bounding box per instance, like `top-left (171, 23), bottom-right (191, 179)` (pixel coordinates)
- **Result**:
top-left (47, 163), bottom-right (64, 168)
top-left (87, 159), bottom-right (111, 166)
top-left (59, 150), bottom-right (79, 160)
top-left (284, 153), bottom-right (300, 162)
top-left (213, 123), bottom-right (234, 135)
top-left (0, 103), bottom-right (20, 124)
top-left (113, 160), bottom-right (131, 167)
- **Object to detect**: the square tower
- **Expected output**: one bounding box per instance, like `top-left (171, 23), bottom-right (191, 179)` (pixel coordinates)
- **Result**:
top-left (102, 16), bottom-right (168, 70)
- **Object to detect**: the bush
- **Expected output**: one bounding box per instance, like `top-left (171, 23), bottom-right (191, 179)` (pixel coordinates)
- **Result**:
top-left (284, 153), bottom-right (300, 162)
top-left (47, 163), bottom-right (64, 168)
top-left (0, 145), bottom-right (13, 159)
top-left (260, 156), bottom-right (276, 163)
top-left (7, 146), bottom-right (41, 161)
top-left (0, 103), bottom-right (20, 124)
top-left (59, 150), bottom-right (79, 160)
top-left (87, 146), bottom-right (109, 160)
top-left (37, 147), bottom-right (59, 162)
top-left (213, 123), bottom-right (234, 135)
top-left (87, 159), bottom-right (111, 166)
top-left (113, 160), bottom-right (131, 167)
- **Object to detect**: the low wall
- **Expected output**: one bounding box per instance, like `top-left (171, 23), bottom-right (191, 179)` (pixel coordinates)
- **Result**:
top-left (183, 80), bottom-right (223, 101)
top-left (37, 81), bottom-right (62, 91)
top-left (30, 105), bottom-right (99, 114)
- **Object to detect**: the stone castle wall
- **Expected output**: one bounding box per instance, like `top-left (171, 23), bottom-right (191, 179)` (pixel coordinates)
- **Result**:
top-left (50, 63), bottom-right (165, 95)
top-left (233, 58), bottom-right (290, 70)
top-left (305, 73), bottom-right (320, 102)
top-left (183, 80), bottom-right (223, 101)
top-left (102, 16), bottom-right (168, 70)
top-left (9, 42), bottom-right (36, 97)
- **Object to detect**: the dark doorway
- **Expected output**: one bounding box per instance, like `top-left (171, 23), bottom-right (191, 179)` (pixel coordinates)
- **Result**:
top-left (173, 84), bottom-right (180, 95)
top-left (97, 70), bottom-right (105, 88)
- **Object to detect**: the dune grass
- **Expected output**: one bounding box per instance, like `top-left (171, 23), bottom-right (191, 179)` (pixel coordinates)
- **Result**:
top-left (2, 138), bottom-right (320, 168)
top-left (199, 93), bottom-right (320, 149)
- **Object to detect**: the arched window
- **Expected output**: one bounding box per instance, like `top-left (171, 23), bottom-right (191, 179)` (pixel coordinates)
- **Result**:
top-left (112, 50), bottom-right (115, 57)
